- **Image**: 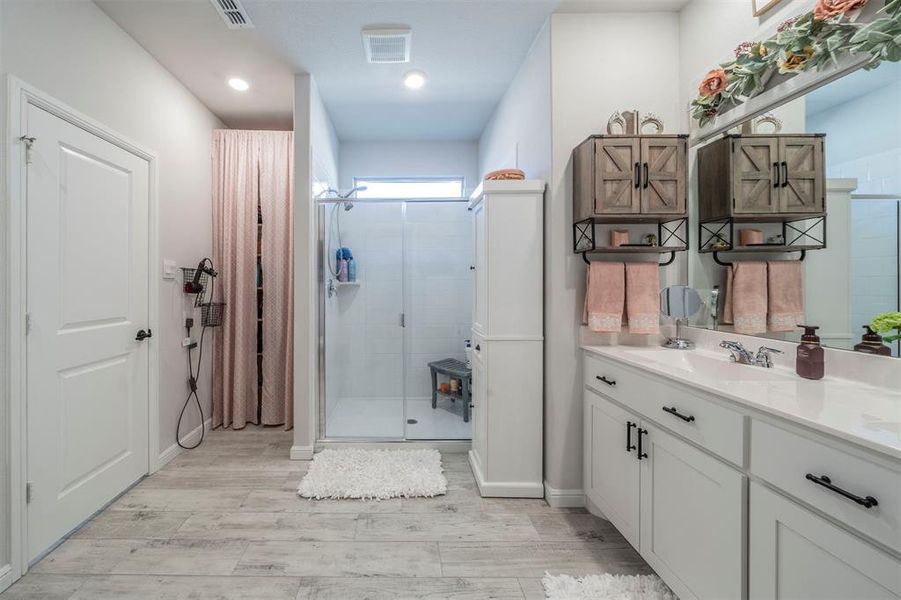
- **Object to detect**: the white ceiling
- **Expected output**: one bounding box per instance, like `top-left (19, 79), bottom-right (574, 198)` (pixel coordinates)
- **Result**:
top-left (96, 0), bottom-right (688, 141)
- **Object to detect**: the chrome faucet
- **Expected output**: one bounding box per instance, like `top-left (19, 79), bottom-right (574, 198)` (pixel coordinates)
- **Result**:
top-left (719, 341), bottom-right (783, 368)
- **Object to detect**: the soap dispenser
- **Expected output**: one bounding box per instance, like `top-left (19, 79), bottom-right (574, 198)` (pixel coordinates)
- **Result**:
top-left (796, 325), bottom-right (824, 380)
top-left (853, 325), bottom-right (892, 356)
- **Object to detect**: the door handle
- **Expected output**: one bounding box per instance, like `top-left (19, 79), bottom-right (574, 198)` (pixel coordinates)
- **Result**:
top-left (634, 162), bottom-right (641, 189)
top-left (662, 406), bottom-right (695, 422)
top-left (637, 427), bottom-right (648, 460)
top-left (474, 344), bottom-right (480, 352)
top-left (135, 329), bottom-right (152, 341)
top-left (595, 375), bottom-right (616, 387)
top-left (781, 161), bottom-right (789, 187)
top-left (642, 162), bottom-right (649, 189)
top-left (805, 474), bottom-right (878, 509)
top-left (626, 421), bottom-right (637, 453)
top-left (773, 162), bottom-right (780, 188)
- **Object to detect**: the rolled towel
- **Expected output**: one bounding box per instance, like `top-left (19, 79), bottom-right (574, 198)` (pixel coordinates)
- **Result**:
top-left (625, 262), bottom-right (660, 335)
top-left (485, 168), bottom-right (526, 181)
top-left (584, 262), bottom-right (625, 333)
top-left (767, 260), bottom-right (804, 332)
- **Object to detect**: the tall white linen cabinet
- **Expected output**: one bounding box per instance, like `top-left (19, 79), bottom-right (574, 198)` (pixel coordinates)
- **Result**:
top-left (468, 180), bottom-right (545, 498)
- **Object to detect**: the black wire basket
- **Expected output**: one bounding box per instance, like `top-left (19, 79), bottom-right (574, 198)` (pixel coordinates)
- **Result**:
top-left (181, 268), bottom-right (211, 306)
top-left (200, 302), bottom-right (226, 328)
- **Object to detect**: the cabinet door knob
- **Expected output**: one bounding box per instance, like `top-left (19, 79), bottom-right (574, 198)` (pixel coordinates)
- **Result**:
top-left (474, 344), bottom-right (480, 352)
top-left (470, 265), bottom-right (475, 270)
top-left (805, 474), bottom-right (878, 509)
top-left (596, 375), bottom-right (616, 387)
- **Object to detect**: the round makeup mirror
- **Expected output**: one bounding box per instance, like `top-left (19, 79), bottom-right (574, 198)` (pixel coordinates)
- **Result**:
top-left (660, 285), bottom-right (703, 350)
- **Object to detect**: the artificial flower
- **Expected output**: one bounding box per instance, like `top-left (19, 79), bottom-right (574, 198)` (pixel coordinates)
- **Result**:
top-left (735, 41), bottom-right (753, 57)
top-left (698, 69), bottom-right (728, 97)
top-left (814, 0), bottom-right (869, 20)
top-left (778, 16), bottom-right (800, 32)
top-left (870, 312), bottom-right (901, 342)
top-left (778, 47), bottom-right (815, 73)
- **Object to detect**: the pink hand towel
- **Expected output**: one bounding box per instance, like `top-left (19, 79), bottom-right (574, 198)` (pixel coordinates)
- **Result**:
top-left (625, 262), bottom-right (660, 334)
top-left (583, 262), bottom-right (625, 333)
top-left (767, 260), bottom-right (805, 332)
top-left (725, 262), bottom-right (768, 334)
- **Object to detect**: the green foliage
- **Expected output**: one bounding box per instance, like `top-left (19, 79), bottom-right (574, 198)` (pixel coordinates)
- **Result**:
top-left (870, 312), bottom-right (901, 343)
top-left (691, 0), bottom-right (901, 127)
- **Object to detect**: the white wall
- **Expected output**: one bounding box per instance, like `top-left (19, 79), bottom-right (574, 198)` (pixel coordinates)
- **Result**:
top-left (294, 74), bottom-right (339, 454)
top-left (0, 0), bottom-right (222, 586)
top-left (340, 141), bottom-right (479, 195)
top-left (545, 12), bottom-right (683, 494)
top-left (478, 21), bottom-right (552, 182)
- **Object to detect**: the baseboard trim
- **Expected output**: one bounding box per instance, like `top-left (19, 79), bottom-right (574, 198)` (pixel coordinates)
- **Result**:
top-left (290, 445), bottom-right (315, 460)
top-left (468, 451), bottom-right (544, 498)
top-left (315, 440), bottom-right (472, 454)
top-left (543, 480), bottom-right (586, 508)
top-left (156, 418), bottom-right (212, 470)
top-left (0, 564), bottom-right (13, 594)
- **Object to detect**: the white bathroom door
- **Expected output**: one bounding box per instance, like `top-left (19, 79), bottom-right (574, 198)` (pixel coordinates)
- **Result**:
top-left (25, 104), bottom-right (151, 560)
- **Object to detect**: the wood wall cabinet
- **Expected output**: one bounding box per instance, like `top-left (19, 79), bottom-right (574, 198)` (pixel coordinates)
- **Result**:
top-left (573, 135), bottom-right (688, 222)
top-left (699, 134), bottom-right (825, 220)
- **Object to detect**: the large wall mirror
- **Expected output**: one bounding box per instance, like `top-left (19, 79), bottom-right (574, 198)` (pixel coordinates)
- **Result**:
top-left (686, 1), bottom-right (900, 358)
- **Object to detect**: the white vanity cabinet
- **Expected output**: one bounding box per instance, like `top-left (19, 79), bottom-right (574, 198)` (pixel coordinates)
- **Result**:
top-left (582, 348), bottom-right (901, 600)
top-left (468, 180), bottom-right (544, 498)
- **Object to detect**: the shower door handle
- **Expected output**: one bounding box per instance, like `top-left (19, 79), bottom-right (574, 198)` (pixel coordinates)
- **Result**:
top-left (399, 313), bottom-right (405, 328)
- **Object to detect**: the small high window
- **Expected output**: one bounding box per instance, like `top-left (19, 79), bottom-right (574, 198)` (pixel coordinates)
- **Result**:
top-left (353, 177), bottom-right (464, 199)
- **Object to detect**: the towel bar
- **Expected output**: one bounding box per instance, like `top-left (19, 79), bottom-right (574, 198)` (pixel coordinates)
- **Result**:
top-left (712, 249), bottom-right (806, 266)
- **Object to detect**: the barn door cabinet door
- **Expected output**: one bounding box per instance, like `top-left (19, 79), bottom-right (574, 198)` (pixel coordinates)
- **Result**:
top-left (640, 137), bottom-right (686, 215)
top-left (593, 137), bottom-right (641, 215)
top-left (732, 136), bottom-right (780, 214)
top-left (779, 136), bottom-right (825, 214)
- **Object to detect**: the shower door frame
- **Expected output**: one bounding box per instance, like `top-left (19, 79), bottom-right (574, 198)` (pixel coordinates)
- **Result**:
top-left (316, 194), bottom-right (471, 442)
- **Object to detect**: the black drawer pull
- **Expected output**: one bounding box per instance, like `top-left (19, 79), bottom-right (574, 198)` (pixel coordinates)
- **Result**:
top-left (596, 375), bottom-right (616, 387)
top-left (633, 162), bottom-right (641, 189)
top-left (637, 428), bottom-right (648, 460)
top-left (626, 421), bottom-right (637, 453)
top-left (781, 161), bottom-right (789, 188)
top-left (805, 474), bottom-right (878, 509)
top-left (662, 406), bottom-right (695, 423)
top-left (773, 162), bottom-right (780, 188)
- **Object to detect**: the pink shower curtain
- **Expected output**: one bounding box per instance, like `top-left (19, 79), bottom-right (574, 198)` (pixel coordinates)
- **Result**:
top-left (212, 130), bottom-right (294, 430)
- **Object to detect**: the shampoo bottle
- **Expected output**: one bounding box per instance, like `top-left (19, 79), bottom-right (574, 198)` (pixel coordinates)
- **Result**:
top-left (796, 325), bottom-right (824, 380)
top-left (853, 325), bottom-right (892, 356)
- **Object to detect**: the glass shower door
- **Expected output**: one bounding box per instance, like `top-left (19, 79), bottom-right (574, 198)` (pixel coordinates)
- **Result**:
top-left (403, 201), bottom-right (473, 440)
top-left (322, 201), bottom-right (406, 438)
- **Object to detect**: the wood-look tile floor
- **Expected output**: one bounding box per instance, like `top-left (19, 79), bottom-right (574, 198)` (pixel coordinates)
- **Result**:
top-left (2, 427), bottom-right (653, 599)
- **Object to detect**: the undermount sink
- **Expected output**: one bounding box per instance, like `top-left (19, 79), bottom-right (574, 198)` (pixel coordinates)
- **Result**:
top-left (620, 348), bottom-right (794, 382)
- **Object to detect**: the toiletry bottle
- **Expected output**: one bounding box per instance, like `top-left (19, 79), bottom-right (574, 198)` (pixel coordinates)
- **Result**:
top-left (337, 257), bottom-right (348, 282)
top-left (347, 258), bottom-right (356, 282)
top-left (853, 325), bottom-right (892, 356)
top-left (796, 325), bottom-right (824, 380)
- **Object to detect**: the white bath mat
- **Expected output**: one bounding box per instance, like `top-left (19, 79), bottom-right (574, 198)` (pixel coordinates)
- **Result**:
top-left (542, 573), bottom-right (677, 600)
top-left (297, 448), bottom-right (447, 500)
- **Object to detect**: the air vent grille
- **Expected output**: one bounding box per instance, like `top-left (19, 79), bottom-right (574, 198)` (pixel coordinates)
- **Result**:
top-left (362, 28), bottom-right (412, 64)
top-left (210, 0), bottom-right (254, 29)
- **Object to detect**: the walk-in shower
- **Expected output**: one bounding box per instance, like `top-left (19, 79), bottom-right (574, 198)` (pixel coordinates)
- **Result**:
top-left (317, 182), bottom-right (473, 440)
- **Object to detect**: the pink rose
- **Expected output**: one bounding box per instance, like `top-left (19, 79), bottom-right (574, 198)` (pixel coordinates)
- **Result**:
top-left (814, 0), bottom-right (869, 20)
top-left (698, 69), bottom-right (728, 98)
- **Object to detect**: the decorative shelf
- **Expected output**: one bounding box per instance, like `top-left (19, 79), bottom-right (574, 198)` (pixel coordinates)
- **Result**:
top-left (574, 216), bottom-right (689, 266)
top-left (335, 281), bottom-right (360, 288)
top-left (699, 244), bottom-right (824, 254)
top-left (699, 215), bottom-right (826, 265)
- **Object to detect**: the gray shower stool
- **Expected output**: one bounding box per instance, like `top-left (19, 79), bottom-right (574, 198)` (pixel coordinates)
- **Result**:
top-left (428, 358), bottom-right (472, 423)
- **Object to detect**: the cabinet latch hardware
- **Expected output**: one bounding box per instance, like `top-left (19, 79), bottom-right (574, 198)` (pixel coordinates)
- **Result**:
top-left (26, 482), bottom-right (33, 504)
top-left (626, 421), bottom-right (637, 453)
top-left (636, 428), bottom-right (648, 460)
top-left (662, 406), bottom-right (695, 423)
top-left (20, 135), bottom-right (36, 164)
top-left (596, 375), bottom-right (616, 387)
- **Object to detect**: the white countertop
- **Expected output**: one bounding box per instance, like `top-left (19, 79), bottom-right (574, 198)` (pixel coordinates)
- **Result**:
top-left (582, 344), bottom-right (901, 461)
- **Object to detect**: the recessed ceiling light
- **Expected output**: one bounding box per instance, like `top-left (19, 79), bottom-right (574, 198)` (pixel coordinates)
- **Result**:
top-left (403, 70), bottom-right (426, 90)
top-left (228, 77), bottom-right (250, 92)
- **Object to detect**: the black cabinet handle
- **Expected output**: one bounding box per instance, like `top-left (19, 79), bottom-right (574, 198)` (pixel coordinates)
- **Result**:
top-left (642, 163), bottom-right (649, 189)
top-left (637, 428), bottom-right (648, 460)
top-left (662, 406), bottom-right (695, 423)
top-left (595, 375), bottom-right (616, 387)
top-left (135, 329), bottom-right (152, 341)
top-left (626, 421), bottom-right (637, 453)
top-left (474, 344), bottom-right (480, 352)
top-left (470, 265), bottom-right (475, 270)
top-left (773, 162), bottom-right (780, 188)
top-left (805, 474), bottom-right (878, 509)
top-left (634, 162), bottom-right (641, 189)
top-left (781, 161), bottom-right (789, 187)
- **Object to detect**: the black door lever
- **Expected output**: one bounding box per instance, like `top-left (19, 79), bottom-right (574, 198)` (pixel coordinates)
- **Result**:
top-left (135, 329), bottom-right (152, 341)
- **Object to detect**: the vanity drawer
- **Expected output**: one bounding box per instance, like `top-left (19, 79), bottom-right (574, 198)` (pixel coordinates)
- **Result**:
top-left (583, 353), bottom-right (632, 403)
top-left (751, 419), bottom-right (901, 553)
top-left (584, 353), bottom-right (746, 465)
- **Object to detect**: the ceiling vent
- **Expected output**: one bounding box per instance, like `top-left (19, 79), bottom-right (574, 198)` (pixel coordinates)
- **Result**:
top-left (209, 0), bottom-right (254, 29)
top-left (362, 27), bottom-right (412, 64)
